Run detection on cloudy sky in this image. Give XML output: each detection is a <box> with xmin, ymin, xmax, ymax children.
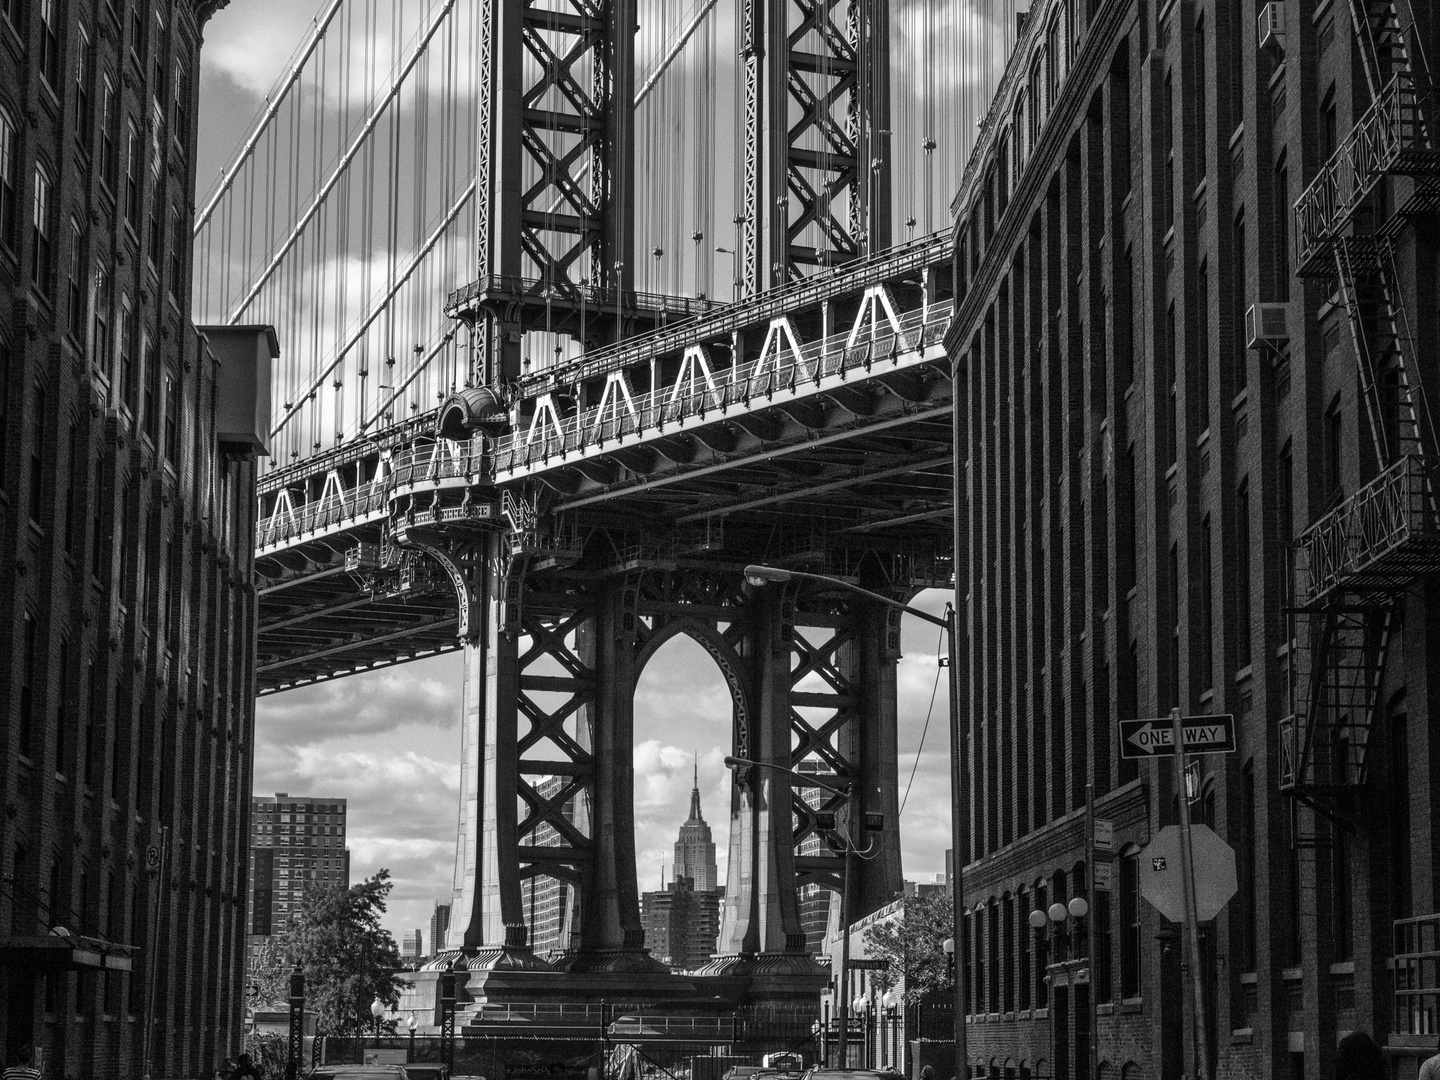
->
<box><xmin>200</xmin><ymin>1</ymin><xmax>961</xmax><ymax>948</ymax></box>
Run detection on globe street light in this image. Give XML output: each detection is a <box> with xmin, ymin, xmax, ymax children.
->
<box><xmin>743</xmin><ymin>564</ymin><xmax>966</xmax><ymax>1073</ymax></box>
<box><xmin>370</xmin><ymin>996</ymin><xmax>385</xmax><ymax>1038</ymax></box>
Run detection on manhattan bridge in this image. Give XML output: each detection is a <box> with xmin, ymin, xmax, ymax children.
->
<box><xmin>199</xmin><ymin>0</ymin><xmax>1019</xmax><ymax>1003</ymax></box>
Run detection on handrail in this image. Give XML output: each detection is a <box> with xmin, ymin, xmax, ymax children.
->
<box><xmin>1296</xmin><ymin>454</ymin><xmax>1438</xmax><ymax>604</ymax></box>
<box><xmin>256</xmin><ymin>438</ymin><xmax>486</xmax><ymax>551</ymax></box>
<box><xmin>495</xmin><ymin>301</ymin><xmax>952</xmax><ymax>473</ymax></box>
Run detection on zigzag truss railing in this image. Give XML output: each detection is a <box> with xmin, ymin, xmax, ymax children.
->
<box><xmin>498</xmin><ymin>297</ymin><xmax>952</xmax><ymax>474</ymax></box>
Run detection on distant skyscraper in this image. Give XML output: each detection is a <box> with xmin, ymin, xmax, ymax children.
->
<box><xmin>673</xmin><ymin>760</ymin><xmax>718</xmax><ymax>891</ymax></box>
<box><xmin>642</xmin><ymin>764</ymin><xmax>722</xmax><ymax>969</ymax></box>
<box><xmin>430</xmin><ymin>902</ymin><xmax>452</xmax><ymax>957</ymax></box>
<box><xmin>247</xmin><ymin>793</ymin><xmax>350</xmax><ymax>965</ymax></box>
<box><xmin>796</xmin><ymin>760</ymin><xmax>837</xmax><ymax>952</ymax></box>
<box><xmin>521</xmin><ymin>776</ymin><xmax>575</xmax><ymax>956</ymax></box>
<box><xmin>402</xmin><ymin>929</ymin><xmax>424</xmax><ymax>963</ymax></box>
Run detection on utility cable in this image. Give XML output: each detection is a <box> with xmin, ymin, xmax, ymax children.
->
<box><xmin>899</xmin><ymin>618</ymin><xmax>948</xmax><ymax>818</ymax></box>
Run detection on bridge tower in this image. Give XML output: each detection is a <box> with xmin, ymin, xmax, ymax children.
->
<box><xmin>418</xmin><ymin>0</ymin><xmax>905</xmax><ymax>1006</ymax></box>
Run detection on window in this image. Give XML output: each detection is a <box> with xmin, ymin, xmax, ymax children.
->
<box><xmin>1166</xmin><ymin>303</ymin><xmax>1177</xmax><ymax>459</ymax></box>
<box><xmin>32</xmin><ymin>164</ymin><xmax>54</xmax><ymax>289</ymax></box>
<box><xmin>67</xmin><ymin>220</ymin><xmax>85</xmax><ymax>338</ymax></box>
<box><xmin>1163</xmin><ymin>71</ymin><xmax>1175</xmax><ymax>226</ymax></box>
<box><xmin>148</xmin><ymin>103</ymin><xmax>164</xmax><ymax>264</ymax></box>
<box><xmin>1168</xmin><ymin>543</ymin><xmax>1181</xmax><ymax>709</ymax></box>
<box><xmin>94</xmin><ymin>263</ymin><xmax>112</xmax><ymax>372</ymax></box>
<box><xmin>1278</xmin><ymin>442</ymin><xmax>1294</xmax><ymax>609</ymax></box>
<box><xmin>75</xmin><ymin>26</ymin><xmax>95</xmax><ymax>144</ymax></box>
<box><xmin>1094</xmin><ymin>888</ymin><xmax>1113</xmax><ymax>1003</ymax></box>
<box><xmin>0</xmin><ymin>341</ymin><xmax>8</xmax><ymax>479</ymax></box>
<box><xmin>0</xmin><ymin>107</ymin><xmax>14</xmax><ymax>249</ymax></box>
<box><xmin>143</xmin><ymin>336</ymin><xmax>157</xmax><ymax>439</ymax></box>
<box><xmin>1231</xmin><ymin>212</ymin><xmax>1247</xmax><ymax>389</ymax></box>
<box><xmin>1236</xmin><ymin>480</ymin><xmax>1251</xmax><ymax>664</ymax></box>
<box><xmin>1119</xmin><ymin>851</ymin><xmax>1141</xmax><ymax>997</ymax></box>
<box><xmin>64</xmin><ymin>421</ymin><xmax>79</xmax><ymax>552</ymax></box>
<box><xmin>1017</xmin><ymin>887</ymin><xmax>1031</xmax><ymax>1009</ymax></box>
<box><xmin>1199</xmin><ymin>517</ymin><xmax>1213</xmax><ymax>689</ymax></box>
<box><xmin>28</xmin><ymin>385</ymin><xmax>44</xmax><ymax>525</ymax></box>
<box><xmin>100</xmin><ymin>77</ymin><xmax>118</xmax><ymax>188</ymax></box>
<box><xmin>1274</xmin><ymin>157</ymin><xmax>1290</xmax><ymax>299</ymax></box>
<box><xmin>1239</xmin><ymin>761</ymin><xmax>1257</xmax><ymax>970</ymax></box>
<box><xmin>19</xmin><ymin>612</ymin><xmax>37</xmax><ymax>757</ymax></box>
<box><xmin>117</xmin><ymin>301</ymin><xmax>135</xmax><ymax>408</ymax></box>
<box><xmin>1324</xmin><ymin>396</ymin><xmax>1344</xmax><ymax>503</ymax></box>
<box><xmin>38</xmin><ymin>0</ymin><xmax>60</xmax><ymax>90</ymax></box>
<box><xmin>164</xmin><ymin>372</ymin><xmax>178</xmax><ymax>460</ymax></box>
<box><xmin>1194</xmin><ymin>17</ymin><xmax>1207</xmax><ymax>179</ymax></box>
<box><xmin>125</xmin><ymin>122</ymin><xmax>142</xmax><ymax>226</ymax></box>
<box><xmin>167</xmin><ymin>207</ymin><xmax>184</xmax><ymax>298</ymax></box>
<box><xmin>0</xmin><ymin>0</ymin><xmax>20</xmax><ymax>33</ymax></box>
<box><xmin>1319</xmin><ymin>87</ymin><xmax>1338</xmax><ymax>163</ymax></box>
<box><xmin>1197</xmin><ymin>260</ymin><xmax>1210</xmax><ymax>428</ymax></box>
<box><xmin>173</xmin><ymin>61</ymin><xmax>190</xmax><ymax>151</ymax></box>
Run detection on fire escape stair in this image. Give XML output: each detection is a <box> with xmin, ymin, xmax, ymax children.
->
<box><xmin>1283</xmin><ymin>5</ymin><xmax>1440</xmax><ymax>822</ymax></box>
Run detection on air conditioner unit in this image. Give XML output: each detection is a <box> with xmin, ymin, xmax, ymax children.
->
<box><xmin>1258</xmin><ymin>3</ymin><xmax>1284</xmax><ymax>51</ymax></box>
<box><xmin>1246</xmin><ymin>303</ymin><xmax>1289</xmax><ymax>348</ymax></box>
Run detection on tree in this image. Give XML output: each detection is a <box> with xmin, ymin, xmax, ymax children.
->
<box><xmin>288</xmin><ymin>870</ymin><xmax>409</xmax><ymax>1036</ymax></box>
<box><xmin>247</xmin><ymin>936</ymin><xmax>294</xmax><ymax>1007</ymax></box>
<box><xmin>861</xmin><ymin>890</ymin><xmax>953</xmax><ymax>1003</ymax></box>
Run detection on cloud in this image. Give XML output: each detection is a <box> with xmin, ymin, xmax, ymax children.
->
<box><xmin>255</xmin><ymin>666</ymin><xmax>461</xmax><ymax>745</ymax></box>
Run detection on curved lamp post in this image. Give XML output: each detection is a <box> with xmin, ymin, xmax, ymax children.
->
<box><xmin>741</xmin><ymin>565</ymin><xmax>965</xmax><ymax>1075</ymax></box>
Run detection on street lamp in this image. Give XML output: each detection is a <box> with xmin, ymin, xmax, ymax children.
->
<box><xmin>407</xmin><ymin>1012</ymin><xmax>417</xmax><ymax>1060</ymax></box>
<box><xmin>370</xmin><ymin>996</ymin><xmax>385</xmax><ymax>1038</ymax></box>
<box><xmin>882</xmin><ymin>989</ymin><xmax>900</xmax><ymax>1072</ymax></box>
<box><xmin>742</xmin><ymin>564</ymin><xmax>966</xmax><ymax>1073</ymax></box>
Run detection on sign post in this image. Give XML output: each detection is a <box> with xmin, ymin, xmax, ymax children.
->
<box><xmin>1170</xmin><ymin>708</ymin><xmax>1211</xmax><ymax>1080</ymax></box>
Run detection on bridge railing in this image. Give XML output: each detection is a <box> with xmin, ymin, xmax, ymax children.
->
<box><xmin>256</xmin><ymin>438</ymin><xmax>486</xmax><ymax>552</ymax></box>
<box><xmin>496</xmin><ymin>299</ymin><xmax>952</xmax><ymax>474</ymax></box>
<box><xmin>512</xmin><ymin>230</ymin><xmax>952</xmax><ymax>394</ymax></box>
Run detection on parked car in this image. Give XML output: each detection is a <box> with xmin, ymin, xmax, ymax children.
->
<box><xmin>306</xmin><ymin>1067</ymin><xmax>448</xmax><ymax>1080</ymax></box>
<box><xmin>798</xmin><ymin>1070</ymin><xmax>906</xmax><ymax>1080</ymax></box>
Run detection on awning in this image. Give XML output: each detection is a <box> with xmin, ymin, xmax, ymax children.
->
<box><xmin>0</xmin><ymin>933</ymin><xmax>137</xmax><ymax>971</ymax></box>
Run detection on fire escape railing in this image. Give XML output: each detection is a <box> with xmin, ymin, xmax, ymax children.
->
<box><xmin>1294</xmin><ymin>74</ymin><xmax>1439</xmax><ymax>275</ymax></box>
<box><xmin>1297</xmin><ymin>455</ymin><xmax>1440</xmax><ymax>607</ymax></box>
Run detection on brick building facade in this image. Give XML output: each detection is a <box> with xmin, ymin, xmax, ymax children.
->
<box><xmin>948</xmin><ymin>1</ymin><xmax>1440</xmax><ymax>1079</ymax></box>
<box><xmin>0</xmin><ymin>1</ymin><xmax>273</xmax><ymax>1077</ymax></box>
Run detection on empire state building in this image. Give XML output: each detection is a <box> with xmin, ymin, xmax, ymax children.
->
<box><xmin>673</xmin><ymin>761</ymin><xmax>718</xmax><ymax>892</ymax></box>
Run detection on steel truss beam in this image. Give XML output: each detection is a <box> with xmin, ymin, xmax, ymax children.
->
<box><xmin>479</xmin><ymin>0</ymin><xmax>636</xmax><ymax>382</ymax></box>
<box><xmin>743</xmin><ymin>0</ymin><xmax>890</xmax><ymax>292</ymax></box>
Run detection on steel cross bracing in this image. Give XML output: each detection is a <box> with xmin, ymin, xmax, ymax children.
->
<box><xmin>741</xmin><ymin>0</ymin><xmax>890</xmax><ymax>293</ymax></box>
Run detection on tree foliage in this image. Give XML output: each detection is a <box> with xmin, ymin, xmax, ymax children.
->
<box><xmin>861</xmin><ymin>890</ymin><xmax>953</xmax><ymax>1003</ymax></box>
<box><xmin>247</xmin><ymin>936</ymin><xmax>294</xmax><ymax>1007</ymax></box>
<box><xmin>289</xmin><ymin>870</ymin><xmax>409</xmax><ymax>1037</ymax></box>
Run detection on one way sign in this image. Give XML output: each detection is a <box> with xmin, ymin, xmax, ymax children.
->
<box><xmin>1119</xmin><ymin>715</ymin><xmax>1236</xmax><ymax>759</ymax></box>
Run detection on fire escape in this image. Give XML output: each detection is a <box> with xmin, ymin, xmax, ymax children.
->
<box><xmin>1284</xmin><ymin>0</ymin><xmax>1440</xmax><ymax>824</ymax></box>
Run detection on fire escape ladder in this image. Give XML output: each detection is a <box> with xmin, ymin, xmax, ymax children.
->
<box><xmin>1350</xmin><ymin>0</ymin><xmax>1413</xmax><ymax>103</ymax></box>
<box><xmin>1283</xmin><ymin>604</ymin><xmax>1396</xmax><ymax>799</ymax></box>
<box><xmin>1378</xmin><ymin>240</ymin><xmax>1440</xmax><ymax>473</ymax></box>
<box><xmin>1333</xmin><ymin>238</ymin><xmax>1403</xmax><ymax>466</ymax></box>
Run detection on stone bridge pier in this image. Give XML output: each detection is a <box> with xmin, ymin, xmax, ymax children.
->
<box><xmin>400</xmin><ymin>515</ymin><xmax>907</xmax><ymax>1008</ymax></box>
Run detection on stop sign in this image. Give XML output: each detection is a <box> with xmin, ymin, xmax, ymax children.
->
<box><xmin>1139</xmin><ymin>824</ymin><xmax>1238</xmax><ymax>923</ymax></box>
